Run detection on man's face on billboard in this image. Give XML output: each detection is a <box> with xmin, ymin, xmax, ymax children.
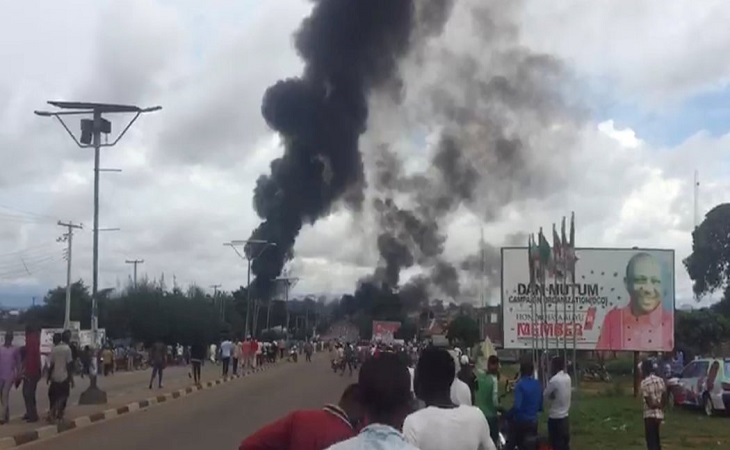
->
<box><xmin>626</xmin><ymin>255</ymin><xmax>662</xmax><ymax>314</ymax></box>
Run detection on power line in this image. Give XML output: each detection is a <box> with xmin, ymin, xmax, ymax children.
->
<box><xmin>0</xmin><ymin>203</ymin><xmax>58</xmax><ymax>221</ymax></box>
<box><xmin>0</xmin><ymin>213</ymin><xmax>57</xmax><ymax>225</ymax></box>
<box><xmin>0</xmin><ymin>254</ymin><xmax>63</xmax><ymax>280</ymax></box>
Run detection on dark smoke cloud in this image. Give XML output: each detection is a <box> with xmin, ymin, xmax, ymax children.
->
<box><xmin>246</xmin><ymin>0</ymin><xmax>417</xmax><ymax>292</ymax></box>
<box><xmin>359</xmin><ymin>0</ymin><xmax>584</xmax><ymax>307</ymax></box>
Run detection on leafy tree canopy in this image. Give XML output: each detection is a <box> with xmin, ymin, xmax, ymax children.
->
<box><xmin>684</xmin><ymin>203</ymin><xmax>730</xmax><ymax>297</ymax></box>
<box><xmin>446</xmin><ymin>314</ymin><xmax>480</xmax><ymax>349</ymax></box>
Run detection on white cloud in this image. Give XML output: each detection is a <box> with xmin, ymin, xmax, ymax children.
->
<box><xmin>0</xmin><ymin>0</ymin><xmax>728</xmax><ymax>311</ymax></box>
<box><xmin>519</xmin><ymin>0</ymin><xmax>730</xmax><ymax>106</ymax></box>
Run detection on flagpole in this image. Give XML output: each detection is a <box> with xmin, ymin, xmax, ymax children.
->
<box><xmin>538</xmin><ymin>227</ymin><xmax>550</xmax><ymax>385</ymax></box>
<box><xmin>529</xmin><ymin>235</ymin><xmax>538</xmax><ymax>372</ymax></box>
<box><xmin>552</xmin><ymin>224</ymin><xmax>560</xmax><ymax>357</ymax></box>
<box><xmin>561</xmin><ymin>217</ymin><xmax>568</xmax><ymax>364</ymax></box>
<box><xmin>570</xmin><ymin>212</ymin><xmax>578</xmax><ymax>389</ymax></box>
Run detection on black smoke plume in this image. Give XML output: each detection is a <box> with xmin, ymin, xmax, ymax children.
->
<box><xmin>246</xmin><ymin>0</ymin><xmax>417</xmax><ymax>294</ymax></box>
<box><xmin>357</xmin><ymin>0</ymin><xmax>584</xmax><ymax>309</ymax></box>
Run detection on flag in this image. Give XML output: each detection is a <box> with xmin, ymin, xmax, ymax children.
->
<box><xmin>552</xmin><ymin>223</ymin><xmax>563</xmax><ymax>278</ymax></box>
<box><xmin>538</xmin><ymin>228</ymin><xmax>551</xmax><ymax>284</ymax></box>
<box><xmin>527</xmin><ymin>234</ymin><xmax>535</xmax><ymax>287</ymax></box>
<box><xmin>567</xmin><ymin>212</ymin><xmax>577</xmax><ymax>283</ymax></box>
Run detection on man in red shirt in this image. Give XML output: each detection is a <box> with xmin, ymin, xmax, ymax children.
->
<box><xmin>21</xmin><ymin>324</ymin><xmax>41</xmax><ymax>422</ymax></box>
<box><xmin>239</xmin><ymin>384</ymin><xmax>362</xmax><ymax>450</ymax></box>
<box><xmin>242</xmin><ymin>338</ymin><xmax>253</xmax><ymax>370</ymax></box>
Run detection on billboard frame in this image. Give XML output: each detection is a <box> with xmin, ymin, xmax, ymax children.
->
<box><xmin>500</xmin><ymin>246</ymin><xmax>676</xmax><ymax>352</ymax></box>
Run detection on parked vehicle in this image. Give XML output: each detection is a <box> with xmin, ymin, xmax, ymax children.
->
<box><xmin>668</xmin><ymin>357</ymin><xmax>730</xmax><ymax>416</ymax></box>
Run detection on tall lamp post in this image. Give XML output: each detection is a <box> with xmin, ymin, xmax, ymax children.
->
<box><xmin>275</xmin><ymin>275</ymin><xmax>299</xmax><ymax>336</ymax></box>
<box><xmin>224</xmin><ymin>239</ymin><xmax>276</xmax><ymax>338</ymax></box>
<box><xmin>35</xmin><ymin>101</ymin><xmax>161</xmax><ymax>405</ymax></box>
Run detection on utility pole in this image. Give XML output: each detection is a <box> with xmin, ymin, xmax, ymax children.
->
<box><xmin>57</xmin><ymin>221</ymin><xmax>82</xmax><ymax>330</ymax></box>
<box><xmin>210</xmin><ymin>284</ymin><xmax>222</xmax><ymax>320</ymax></box>
<box><xmin>275</xmin><ymin>276</ymin><xmax>299</xmax><ymax>336</ymax></box>
<box><xmin>224</xmin><ymin>240</ymin><xmax>276</xmax><ymax>338</ymax></box>
<box><xmin>35</xmin><ymin>101</ymin><xmax>161</xmax><ymax>406</ymax></box>
<box><xmin>125</xmin><ymin>259</ymin><xmax>144</xmax><ymax>287</ymax></box>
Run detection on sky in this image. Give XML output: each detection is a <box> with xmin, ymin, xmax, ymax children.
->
<box><xmin>0</xmin><ymin>0</ymin><xmax>728</xmax><ymax>308</ymax></box>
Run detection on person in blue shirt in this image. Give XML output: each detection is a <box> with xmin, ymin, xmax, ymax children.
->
<box><xmin>505</xmin><ymin>359</ymin><xmax>542</xmax><ymax>450</ymax></box>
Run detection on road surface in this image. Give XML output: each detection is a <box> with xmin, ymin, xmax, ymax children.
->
<box><xmin>6</xmin><ymin>364</ymin><xmax>222</xmax><ymax>421</ymax></box>
<box><xmin>26</xmin><ymin>356</ymin><xmax>353</xmax><ymax>449</ymax></box>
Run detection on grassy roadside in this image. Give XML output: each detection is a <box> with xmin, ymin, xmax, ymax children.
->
<box><xmin>498</xmin><ymin>370</ymin><xmax>729</xmax><ymax>449</ymax></box>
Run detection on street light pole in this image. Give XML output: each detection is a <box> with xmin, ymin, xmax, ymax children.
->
<box><xmin>224</xmin><ymin>239</ymin><xmax>276</xmax><ymax>338</ymax></box>
<box><xmin>275</xmin><ymin>276</ymin><xmax>299</xmax><ymax>336</ymax></box>
<box><xmin>35</xmin><ymin>101</ymin><xmax>161</xmax><ymax>405</ymax></box>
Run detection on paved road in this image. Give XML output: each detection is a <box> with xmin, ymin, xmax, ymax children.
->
<box><xmin>26</xmin><ymin>357</ymin><xmax>353</xmax><ymax>450</ymax></box>
<box><xmin>7</xmin><ymin>364</ymin><xmax>224</xmax><ymax>420</ymax></box>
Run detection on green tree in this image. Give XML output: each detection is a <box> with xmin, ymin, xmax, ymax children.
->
<box><xmin>684</xmin><ymin>203</ymin><xmax>730</xmax><ymax>297</ymax></box>
<box><xmin>675</xmin><ymin>308</ymin><xmax>730</xmax><ymax>355</ymax></box>
<box><xmin>446</xmin><ymin>314</ymin><xmax>480</xmax><ymax>349</ymax></box>
<box><xmin>394</xmin><ymin>319</ymin><xmax>417</xmax><ymax>341</ymax></box>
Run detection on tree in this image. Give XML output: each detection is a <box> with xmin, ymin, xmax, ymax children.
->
<box><xmin>684</xmin><ymin>203</ymin><xmax>730</xmax><ymax>297</ymax></box>
<box><xmin>446</xmin><ymin>314</ymin><xmax>480</xmax><ymax>349</ymax></box>
<box><xmin>675</xmin><ymin>308</ymin><xmax>730</xmax><ymax>355</ymax></box>
<box><xmin>394</xmin><ymin>319</ymin><xmax>417</xmax><ymax>341</ymax></box>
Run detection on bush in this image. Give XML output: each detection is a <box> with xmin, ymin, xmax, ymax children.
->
<box><xmin>605</xmin><ymin>358</ymin><xmax>635</xmax><ymax>376</ymax></box>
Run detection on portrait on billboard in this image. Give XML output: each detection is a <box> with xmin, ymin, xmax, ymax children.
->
<box><xmin>595</xmin><ymin>252</ymin><xmax>674</xmax><ymax>351</ymax></box>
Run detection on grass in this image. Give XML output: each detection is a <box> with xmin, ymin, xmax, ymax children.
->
<box><xmin>498</xmin><ymin>370</ymin><xmax>730</xmax><ymax>449</ymax></box>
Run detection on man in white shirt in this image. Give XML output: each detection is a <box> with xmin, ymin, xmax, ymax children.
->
<box><xmin>543</xmin><ymin>356</ymin><xmax>572</xmax><ymax>450</ymax></box>
<box><xmin>404</xmin><ymin>347</ymin><xmax>496</xmax><ymax>450</ymax></box>
<box><xmin>451</xmin><ymin>377</ymin><xmax>473</xmax><ymax>406</ymax></box>
<box><xmin>219</xmin><ymin>338</ymin><xmax>233</xmax><ymax>377</ymax></box>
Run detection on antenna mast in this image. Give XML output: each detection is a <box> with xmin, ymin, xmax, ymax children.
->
<box><xmin>694</xmin><ymin>170</ymin><xmax>700</xmax><ymax>229</ymax></box>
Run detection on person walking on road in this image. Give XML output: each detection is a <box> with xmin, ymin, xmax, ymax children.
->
<box><xmin>341</xmin><ymin>343</ymin><xmax>355</xmax><ymax>377</ymax></box>
<box><xmin>232</xmin><ymin>338</ymin><xmax>242</xmax><ymax>375</ymax></box>
<box><xmin>475</xmin><ymin>356</ymin><xmax>501</xmax><ymax>447</ymax></box>
<box><xmin>404</xmin><ymin>347</ymin><xmax>496</xmax><ymax>450</ymax></box>
<box><xmin>148</xmin><ymin>340</ymin><xmax>166</xmax><ymax>389</ymax></box>
<box><xmin>640</xmin><ymin>359</ymin><xmax>667</xmax><ymax>450</ymax></box>
<box><xmin>21</xmin><ymin>325</ymin><xmax>41</xmax><ymax>423</ymax></box>
<box><xmin>189</xmin><ymin>340</ymin><xmax>205</xmax><ymax>385</ymax></box>
<box><xmin>304</xmin><ymin>340</ymin><xmax>314</xmax><ymax>362</ymax></box>
<box><xmin>0</xmin><ymin>331</ymin><xmax>20</xmax><ymax>424</ymax></box>
<box><xmin>326</xmin><ymin>353</ymin><xmax>417</xmax><ymax>450</ymax></box>
<box><xmin>220</xmin><ymin>337</ymin><xmax>233</xmax><ymax>377</ymax></box>
<box><xmin>240</xmin><ymin>383</ymin><xmax>362</xmax><ymax>450</ymax></box>
<box><xmin>47</xmin><ymin>332</ymin><xmax>73</xmax><ymax>423</ymax></box>
<box><xmin>544</xmin><ymin>356</ymin><xmax>572</xmax><ymax>450</ymax></box>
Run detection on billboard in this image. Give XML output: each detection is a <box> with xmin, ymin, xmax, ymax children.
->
<box><xmin>502</xmin><ymin>248</ymin><xmax>675</xmax><ymax>352</ymax></box>
<box><xmin>372</xmin><ymin>321</ymin><xmax>401</xmax><ymax>344</ymax></box>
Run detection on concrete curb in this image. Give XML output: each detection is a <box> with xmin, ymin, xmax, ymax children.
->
<box><xmin>0</xmin><ymin>364</ymin><xmax>274</xmax><ymax>449</ymax></box>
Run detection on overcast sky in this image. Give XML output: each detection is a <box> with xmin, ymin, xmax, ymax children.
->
<box><xmin>0</xmin><ymin>0</ymin><xmax>728</xmax><ymax>307</ymax></box>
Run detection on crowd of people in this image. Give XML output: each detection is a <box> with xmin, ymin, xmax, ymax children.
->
<box><xmin>0</xmin><ymin>326</ymin><xmax>75</xmax><ymax>425</ymax></box>
<box><xmin>242</xmin><ymin>337</ymin><xmax>671</xmax><ymax>450</ymax></box>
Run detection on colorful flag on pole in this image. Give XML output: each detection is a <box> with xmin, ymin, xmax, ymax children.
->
<box><xmin>538</xmin><ymin>228</ymin><xmax>551</xmax><ymax>284</ymax></box>
<box><xmin>528</xmin><ymin>234</ymin><xmax>536</xmax><ymax>287</ymax></box>
<box><xmin>567</xmin><ymin>212</ymin><xmax>577</xmax><ymax>283</ymax></box>
<box><xmin>552</xmin><ymin>223</ymin><xmax>563</xmax><ymax>278</ymax></box>
<box><xmin>561</xmin><ymin>216</ymin><xmax>568</xmax><ymax>258</ymax></box>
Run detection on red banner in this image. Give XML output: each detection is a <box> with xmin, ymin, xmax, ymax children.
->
<box><xmin>372</xmin><ymin>321</ymin><xmax>401</xmax><ymax>343</ymax></box>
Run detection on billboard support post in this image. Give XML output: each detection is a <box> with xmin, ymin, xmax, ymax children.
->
<box><xmin>633</xmin><ymin>351</ymin><xmax>640</xmax><ymax>397</ymax></box>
